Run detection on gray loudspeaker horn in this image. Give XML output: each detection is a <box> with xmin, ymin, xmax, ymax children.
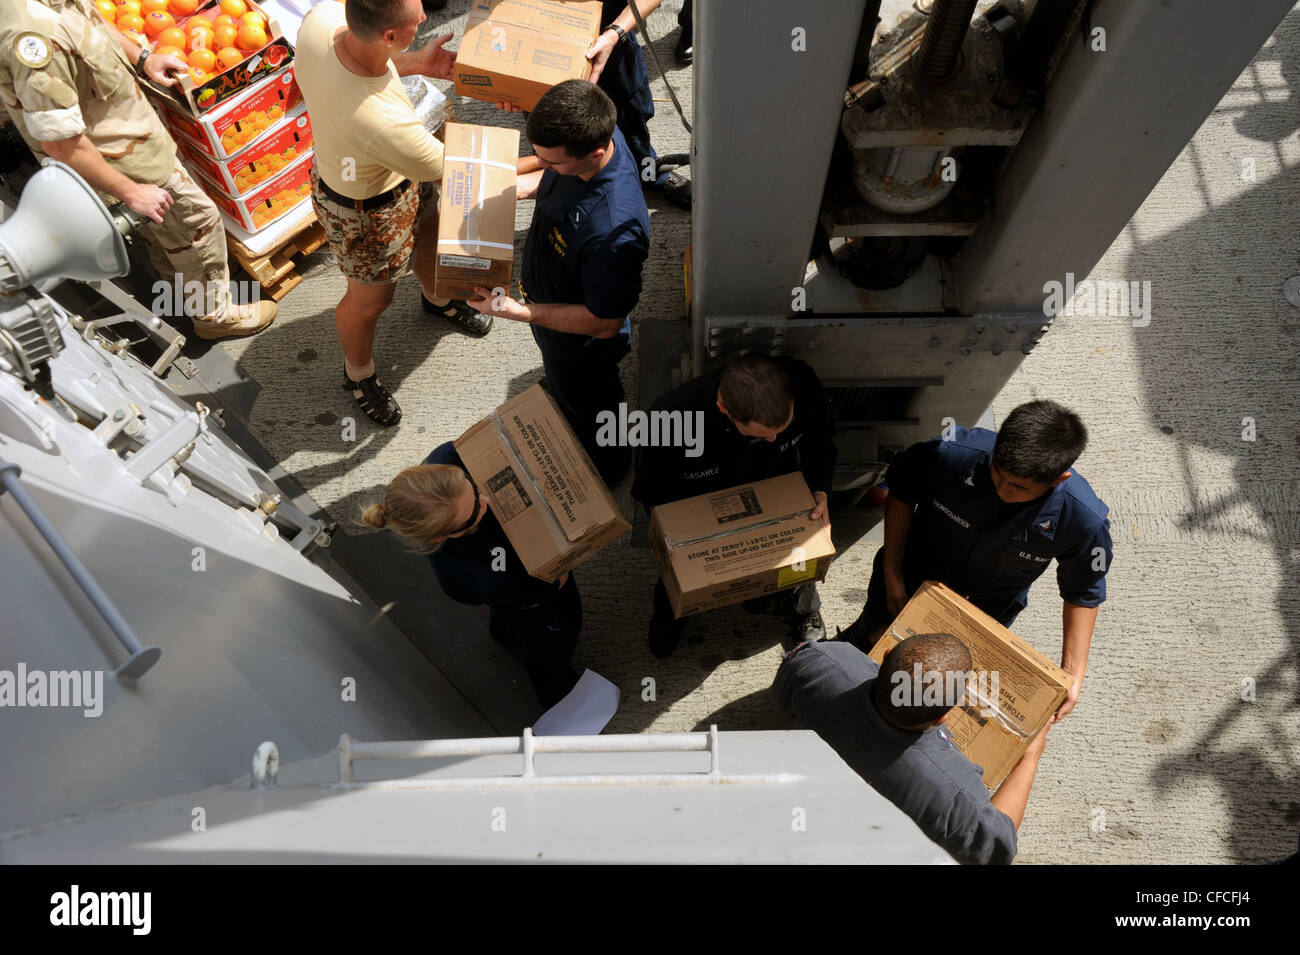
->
<box><xmin>0</xmin><ymin>159</ymin><xmax>131</xmax><ymax>291</ymax></box>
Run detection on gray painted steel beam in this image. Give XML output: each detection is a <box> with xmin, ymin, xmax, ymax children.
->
<box><xmin>692</xmin><ymin>0</ymin><xmax>870</xmax><ymax>372</ymax></box>
<box><xmin>958</xmin><ymin>0</ymin><xmax>1294</xmax><ymax>312</ymax></box>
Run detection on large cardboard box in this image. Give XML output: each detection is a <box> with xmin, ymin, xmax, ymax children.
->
<box><xmin>453</xmin><ymin>0</ymin><xmax>603</xmax><ymax>111</ymax></box>
<box><xmin>174</xmin><ymin>103</ymin><xmax>311</xmax><ymax>195</ymax></box>
<box><xmin>867</xmin><ymin>582</ymin><xmax>1073</xmax><ymax>790</ymax></box>
<box><xmin>161</xmin><ymin>66</ymin><xmax>301</xmax><ymax>160</ymax></box>
<box><xmin>649</xmin><ymin>474</ymin><xmax>836</xmax><ymax>618</ymax></box>
<box><xmin>433</xmin><ymin>123</ymin><xmax>519</xmax><ymax>301</ymax></box>
<box><xmin>454</xmin><ymin>384</ymin><xmax>630</xmax><ymax>582</ymax></box>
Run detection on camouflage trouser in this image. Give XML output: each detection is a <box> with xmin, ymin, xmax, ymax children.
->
<box><xmin>310</xmin><ymin>163</ymin><xmax>436</xmax><ymax>285</ymax></box>
<box><xmin>137</xmin><ymin>156</ymin><xmax>231</xmax><ymax>323</ymax></box>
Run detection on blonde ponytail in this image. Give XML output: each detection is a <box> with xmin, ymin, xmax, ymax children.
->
<box><xmin>361</xmin><ymin>503</ymin><xmax>387</xmax><ymax>528</ymax></box>
<box><xmin>362</xmin><ymin>463</ymin><xmax>470</xmax><ymax>553</ymax></box>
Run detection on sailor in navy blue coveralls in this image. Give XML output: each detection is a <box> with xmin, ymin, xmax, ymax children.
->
<box><xmin>595</xmin><ymin>0</ymin><xmax>669</xmax><ymax>187</ymax></box>
<box><xmin>501</xmin><ymin>125</ymin><xmax>650</xmax><ymax>485</ymax></box>
<box><xmin>841</xmin><ymin>425</ymin><xmax>1113</xmax><ymax>717</ymax></box>
<box><xmin>424</xmin><ymin>443</ymin><xmax>582</xmax><ymax>708</ymax></box>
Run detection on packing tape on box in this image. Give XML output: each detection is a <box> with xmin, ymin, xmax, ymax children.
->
<box><xmin>437</xmin><ymin>130</ymin><xmax>517</xmax><ymax>253</ymax></box>
<box><xmin>663</xmin><ymin>510</ymin><xmax>813</xmax><ymax>550</ymax></box>
<box><xmin>489</xmin><ymin>410</ymin><xmax>574</xmax><ymax>558</ymax></box>
<box><xmin>441</xmin><ymin>155</ymin><xmax>518</xmax><ymax>172</ymax></box>
<box><xmin>881</xmin><ymin>624</ymin><xmax>1030</xmax><ymax>740</ymax></box>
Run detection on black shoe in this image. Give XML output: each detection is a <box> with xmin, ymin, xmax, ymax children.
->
<box><xmin>649</xmin><ymin>602</ymin><xmax>687</xmax><ymax>658</ymax></box>
<box><xmin>423</xmin><ymin>296</ymin><xmax>493</xmax><ymax>337</ymax></box>
<box><xmin>342</xmin><ymin>367</ymin><xmax>401</xmax><ymax>426</ymax></box>
<box><xmin>797</xmin><ymin>609</ymin><xmax>826</xmax><ymax>645</ymax></box>
<box><xmin>663</xmin><ymin>170</ymin><xmax>691</xmax><ymax>210</ymax></box>
<box><xmin>675</xmin><ymin>30</ymin><xmax>693</xmax><ymax>64</ymax></box>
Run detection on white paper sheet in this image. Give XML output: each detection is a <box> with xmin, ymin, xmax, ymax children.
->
<box><xmin>532</xmin><ymin>669</ymin><xmax>620</xmax><ymax>736</ymax></box>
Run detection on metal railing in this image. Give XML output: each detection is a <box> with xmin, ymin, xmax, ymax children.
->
<box><xmin>334</xmin><ymin>727</ymin><xmax>803</xmax><ymax>790</ymax></box>
<box><xmin>0</xmin><ymin>456</ymin><xmax>161</xmax><ymax>678</ymax></box>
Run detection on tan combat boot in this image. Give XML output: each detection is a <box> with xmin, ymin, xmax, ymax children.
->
<box><xmin>192</xmin><ymin>300</ymin><xmax>279</xmax><ymax>340</ymax></box>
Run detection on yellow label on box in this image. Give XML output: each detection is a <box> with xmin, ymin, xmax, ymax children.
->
<box><xmin>778</xmin><ymin>560</ymin><xmax>817</xmax><ymax>588</ymax></box>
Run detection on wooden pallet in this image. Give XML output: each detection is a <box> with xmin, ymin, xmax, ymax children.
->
<box><xmin>226</xmin><ymin>211</ymin><xmax>328</xmax><ymax>302</ymax></box>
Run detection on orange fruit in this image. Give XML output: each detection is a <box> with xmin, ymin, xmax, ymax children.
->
<box><xmin>187</xmin><ymin>47</ymin><xmax>216</xmax><ymax>71</ymax></box>
<box><xmin>157</xmin><ymin>26</ymin><xmax>186</xmax><ymax>48</ymax></box>
<box><xmin>167</xmin><ymin>0</ymin><xmax>198</xmax><ymax>15</ymax></box>
<box><xmin>187</xmin><ymin>27</ymin><xmax>212</xmax><ymax>51</ymax></box>
<box><xmin>239</xmin><ymin>9</ymin><xmax>267</xmax><ymax>31</ymax></box>
<box><xmin>212</xmin><ymin>13</ymin><xmax>236</xmax><ymax>29</ymax></box>
<box><xmin>189</xmin><ymin>66</ymin><xmax>212</xmax><ymax>84</ymax></box>
<box><xmin>219</xmin><ymin>0</ymin><xmax>247</xmax><ymax>16</ymax></box>
<box><xmin>212</xmin><ymin>23</ymin><xmax>238</xmax><ymax>47</ymax></box>
<box><xmin>216</xmin><ymin>46</ymin><xmax>244</xmax><ymax>71</ymax></box>
<box><xmin>115</xmin><ymin>0</ymin><xmax>141</xmax><ymax>16</ymax></box>
<box><xmin>118</xmin><ymin>12</ymin><xmax>145</xmax><ymax>33</ymax></box>
<box><xmin>153</xmin><ymin>44</ymin><xmax>185</xmax><ymax>58</ymax></box>
<box><xmin>141</xmin><ymin>0</ymin><xmax>167</xmax><ymax>13</ymax></box>
<box><xmin>235</xmin><ymin>21</ymin><xmax>267</xmax><ymax>51</ymax></box>
<box><xmin>95</xmin><ymin>0</ymin><xmax>117</xmax><ymax>21</ymax></box>
<box><xmin>143</xmin><ymin>10</ymin><xmax>174</xmax><ymax>37</ymax></box>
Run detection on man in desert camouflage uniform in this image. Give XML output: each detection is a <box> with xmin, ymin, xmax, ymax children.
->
<box><xmin>0</xmin><ymin>0</ymin><xmax>276</xmax><ymax>338</ymax></box>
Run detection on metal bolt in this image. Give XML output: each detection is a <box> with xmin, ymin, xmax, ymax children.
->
<box><xmin>974</xmin><ymin>325</ymin><xmax>985</xmax><ymax>334</ymax></box>
<box><xmin>1006</xmin><ymin>324</ymin><xmax>1018</xmax><ymax>333</ymax></box>
<box><xmin>960</xmin><ymin>347</ymin><xmax>972</xmax><ymax>356</ymax></box>
<box><xmin>991</xmin><ymin>343</ymin><xmax>1003</xmax><ymax>355</ymax></box>
<box><xmin>112</xmin><ymin>409</ymin><xmax>127</xmax><ymax>421</ymax></box>
<box><xmin>928</xmin><ymin>336</ymin><xmax>942</xmax><ymax>348</ymax></box>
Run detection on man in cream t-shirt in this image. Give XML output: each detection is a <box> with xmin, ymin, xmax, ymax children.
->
<box><xmin>296</xmin><ymin>0</ymin><xmax>492</xmax><ymax>427</ymax></box>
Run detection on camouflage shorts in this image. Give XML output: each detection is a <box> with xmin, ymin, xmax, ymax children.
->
<box><xmin>310</xmin><ymin>166</ymin><xmax>436</xmax><ymax>285</ymax></box>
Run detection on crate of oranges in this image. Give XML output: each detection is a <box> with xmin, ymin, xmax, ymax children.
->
<box><xmin>134</xmin><ymin>0</ymin><xmax>293</xmax><ymax>118</ymax></box>
<box><xmin>201</xmin><ymin>149</ymin><xmax>314</xmax><ymax>232</ymax></box>
<box><xmin>161</xmin><ymin>64</ymin><xmax>300</xmax><ymax>159</ymax></box>
<box><xmin>175</xmin><ymin>103</ymin><xmax>311</xmax><ymax>196</ymax></box>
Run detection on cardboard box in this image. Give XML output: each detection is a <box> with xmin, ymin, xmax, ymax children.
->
<box><xmin>194</xmin><ymin>148</ymin><xmax>313</xmax><ymax>231</ymax></box>
<box><xmin>161</xmin><ymin>66</ymin><xmax>301</xmax><ymax>160</ymax></box>
<box><xmin>649</xmin><ymin>474</ymin><xmax>836</xmax><ymax>618</ymax></box>
<box><xmin>454</xmin><ymin>384</ymin><xmax>630</xmax><ymax>582</ymax></box>
<box><xmin>453</xmin><ymin>0</ymin><xmax>603</xmax><ymax>111</ymax></box>
<box><xmin>867</xmin><ymin>582</ymin><xmax>1073</xmax><ymax>790</ymax></box>
<box><xmin>143</xmin><ymin>0</ymin><xmax>293</xmax><ymax>117</ymax></box>
<box><xmin>433</xmin><ymin>123</ymin><xmax>519</xmax><ymax>301</ymax></box>
<box><xmin>175</xmin><ymin>103</ymin><xmax>311</xmax><ymax>195</ymax></box>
